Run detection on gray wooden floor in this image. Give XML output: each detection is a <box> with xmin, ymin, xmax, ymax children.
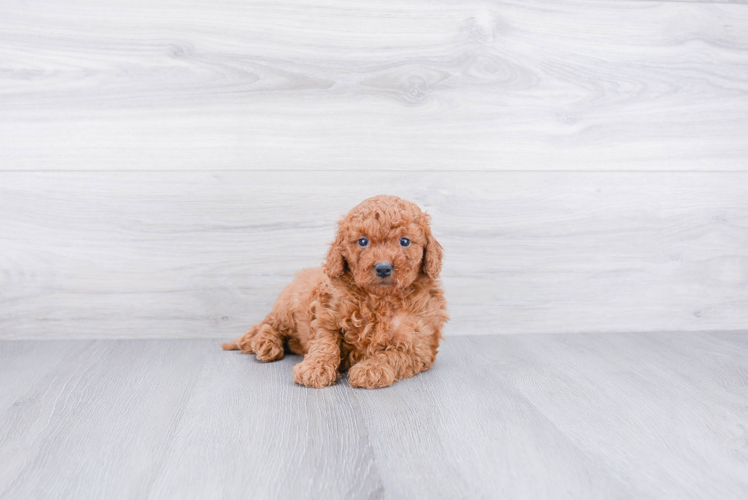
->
<box><xmin>1</xmin><ymin>333</ymin><xmax>747</xmax><ymax>500</ymax></box>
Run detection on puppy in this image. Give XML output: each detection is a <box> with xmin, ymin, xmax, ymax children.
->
<box><xmin>222</xmin><ymin>195</ymin><xmax>448</xmax><ymax>389</ymax></box>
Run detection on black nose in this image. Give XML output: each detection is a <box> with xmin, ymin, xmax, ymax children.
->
<box><xmin>374</xmin><ymin>262</ymin><xmax>393</xmax><ymax>278</ymax></box>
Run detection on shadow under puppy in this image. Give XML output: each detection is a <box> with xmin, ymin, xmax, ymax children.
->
<box><xmin>223</xmin><ymin>195</ymin><xmax>449</xmax><ymax>389</ymax></box>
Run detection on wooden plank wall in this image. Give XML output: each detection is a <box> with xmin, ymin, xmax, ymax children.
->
<box><xmin>1</xmin><ymin>0</ymin><xmax>747</xmax><ymax>339</ymax></box>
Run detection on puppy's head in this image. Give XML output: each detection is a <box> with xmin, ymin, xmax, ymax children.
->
<box><xmin>324</xmin><ymin>195</ymin><xmax>442</xmax><ymax>294</ymax></box>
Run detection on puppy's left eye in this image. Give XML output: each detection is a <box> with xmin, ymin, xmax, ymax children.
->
<box><xmin>399</xmin><ymin>237</ymin><xmax>410</xmax><ymax>247</ymax></box>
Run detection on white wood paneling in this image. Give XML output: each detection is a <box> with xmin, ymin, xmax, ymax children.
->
<box><xmin>1</xmin><ymin>0</ymin><xmax>747</xmax><ymax>339</ymax></box>
<box><xmin>1</xmin><ymin>171</ymin><xmax>746</xmax><ymax>339</ymax></box>
<box><xmin>1</xmin><ymin>0</ymin><xmax>748</xmax><ymax>171</ymax></box>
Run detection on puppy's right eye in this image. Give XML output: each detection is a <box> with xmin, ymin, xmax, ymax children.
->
<box><xmin>358</xmin><ymin>237</ymin><xmax>369</xmax><ymax>247</ymax></box>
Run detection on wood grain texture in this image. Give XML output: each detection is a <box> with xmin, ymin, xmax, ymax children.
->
<box><xmin>350</xmin><ymin>339</ymin><xmax>636</xmax><ymax>499</ymax></box>
<box><xmin>353</xmin><ymin>332</ymin><xmax>748</xmax><ymax>499</ymax></box>
<box><xmin>146</xmin><ymin>343</ymin><xmax>381</xmax><ymax>500</ymax></box>
<box><xmin>1</xmin><ymin>334</ymin><xmax>747</xmax><ymax>499</ymax></box>
<box><xmin>0</xmin><ymin>340</ymin><xmax>208</xmax><ymax>500</ymax></box>
<box><xmin>1</xmin><ymin>0</ymin><xmax>748</xmax><ymax>171</ymax></box>
<box><xmin>488</xmin><ymin>333</ymin><xmax>748</xmax><ymax>499</ymax></box>
<box><xmin>2</xmin><ymin>170</ymin><xmax>747</xmax><ymax>339</ymax></box>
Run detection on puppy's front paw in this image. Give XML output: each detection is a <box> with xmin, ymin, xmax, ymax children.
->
<box><xmin>348</xmin><ymin>360</ymin><xmax>396</xmax><ymax>389</ymax></box>
<box><xmin>293</xmin><ymin>359</ymin><xmax>338</xmax><ymax>388</ymax></box>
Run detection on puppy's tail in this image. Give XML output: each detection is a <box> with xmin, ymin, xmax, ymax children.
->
<box><xmin>221</xmin><ymin>324</ymin><xmax>260</xmax><ymax>353</ymax></box>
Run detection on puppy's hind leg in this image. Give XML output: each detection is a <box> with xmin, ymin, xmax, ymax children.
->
<box><xmin>222</xmin><ymin>322</ymin><xmax>285</xmax><ymax>362</ymax></box>
<box><xmin>223</xmin><ymin>276</ymin><xmax>299</xmax><ymax>361</ymax></box>
<box><xmin>250</xmin><ymin>323</ymin><xmax>285</xmax><ymax>362</ymax></box>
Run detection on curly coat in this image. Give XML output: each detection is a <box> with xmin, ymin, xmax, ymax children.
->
<box><xmin>222</xmin><ymin>195</ymin><xmax>449</xmax><ymax>389</ymax></box>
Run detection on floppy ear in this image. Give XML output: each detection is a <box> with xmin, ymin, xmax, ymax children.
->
<box><xmin>422</xmin><ymin>218</ymin><xmax>443</xmax><ymax>279</ymax></box>
<box><xmin>323</xmin><ymin>225</ymin><xmax>347</xmax><ymax>279</ymax></box>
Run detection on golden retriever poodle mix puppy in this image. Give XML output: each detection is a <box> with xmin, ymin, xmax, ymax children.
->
<box><xmin>223</xmin><ymin>195</ymin><xmax>449</xmax><ymax>389</ymax></box>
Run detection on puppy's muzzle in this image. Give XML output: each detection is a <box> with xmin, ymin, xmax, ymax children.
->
<box><xmin>374</xmin><ymin>262</ymin><xmax>393</xmax><ymax>278</ymax></box>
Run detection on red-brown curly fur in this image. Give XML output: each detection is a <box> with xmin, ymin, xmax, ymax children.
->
<box><xmin>222</xmin><ymin>195</ymin><xmax>449</xmax><ymax>389</ymax></box>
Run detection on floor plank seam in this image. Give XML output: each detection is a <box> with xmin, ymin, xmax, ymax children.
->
<box><xmin>346</xmin><ymin>382</ymin><xmax>388</xmax><ymax>500</ymax></box>
<box><xmin>142</xmin><ymin>342</ymin><xmax>212</xmax><ymax>500</ymax></box>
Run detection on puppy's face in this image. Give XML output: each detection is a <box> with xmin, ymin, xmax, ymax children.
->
<box><xmin>324</xmin><ymin>195</ymin><xmax>442</xmax><ymax>295</ymax></box>
<box><xmin>345</xmin><ymin>217</ymin><xmax>425</xmax><ymax>293</ymax></box>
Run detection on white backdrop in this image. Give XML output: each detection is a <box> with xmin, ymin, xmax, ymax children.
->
<box><xmin>1</xmin><ymin>0</ymin><xmax>747</xmax><ymax>339</ymax></box>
